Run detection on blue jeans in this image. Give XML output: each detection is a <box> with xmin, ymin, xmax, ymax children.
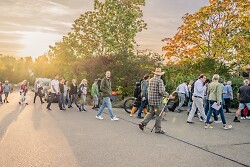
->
<box><xmin>69</xmin><ymin>94</ymin><xmax>79</xmax><ymax>108</ymax></box>
<box><xmin>63</xmin><ymin>94</ymin><xmax>70</xmax><ymax>107</ymax></box>
<box><xmin>81</xmin><ymin>95</ymin><xmax>86</xmax><ymax>110</ymax></box>
<box><xmin>204</xmin><ymin>99</ymin><xmax>209</xmax><ymax>115</ymax></box>
<box><xmin>47</xmin><ymin>93</ymin><xmax>62</xmax><ymax>109</ymax></box>
<box><xmin>137</xmin><ymin>97</ymin><xmax>148</xmax><ymax>117</ymax></box>
<box><xmin>206</xmin><ymin>100</ymin><xmax>226</xmax><ymax>125</ymax></box>
<box><xmin>97</xmin><ymin>97</ymin><xmax>115</xmax><ymax>118</ymax></box>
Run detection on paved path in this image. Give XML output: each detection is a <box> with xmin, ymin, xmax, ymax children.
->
<box><xmin>0</xmin><ymin>92</ymin><xmax>249</xmax><ymax>167</ymax></box>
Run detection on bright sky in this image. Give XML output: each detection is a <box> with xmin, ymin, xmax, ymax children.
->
<box><xmin>0</xmin><ymin>0</ymin><xmax>209</xmax><ymax>59</ymax></box>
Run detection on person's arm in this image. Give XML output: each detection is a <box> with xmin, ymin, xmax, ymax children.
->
<box><xmin>216</xmin><ymin>84</ymin><xmax>222</xmax><ymax>105</ymax></box>
<box><xmin>229</xmin><ymin>86</ymin><xmax>233</xmax><ymax>99</ymax></box>
<box><xmin>185</xmin><ymin>85</ymin><xmax>189</xmax><ymax>96</ymax></box>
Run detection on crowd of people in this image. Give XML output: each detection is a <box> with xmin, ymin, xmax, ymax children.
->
<box><xmin>1</xmin><ymin>68</ymin><xmax>250</xmax><ymax>133</ymax></box>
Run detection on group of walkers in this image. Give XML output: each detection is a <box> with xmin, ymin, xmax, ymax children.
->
<box><xmin>1</xmin><ymin>68</ymin><xmax>250</xmax><ymax>134</ymax></box>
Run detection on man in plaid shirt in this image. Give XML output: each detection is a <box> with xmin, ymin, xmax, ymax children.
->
<box><xmin>139</xmin><ymin>68</ymin><xmax>168</xmax><ymax>134</ymax></box>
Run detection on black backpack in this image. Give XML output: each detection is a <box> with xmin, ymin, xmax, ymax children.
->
<box><xmin>133</xmin><ymin>82</ymin><xmax>141</xmax><ymax>98</ymax></box>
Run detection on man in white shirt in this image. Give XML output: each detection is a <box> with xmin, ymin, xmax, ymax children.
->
<box><xmin>187</xmin><ymin>75</ymin><xmax>207</xmax><ymax>123</ymax></box>
<box><xmin>175</xmin><ymin>81</ymin><xmax>189</xmax><ymax>112</ymax></box>
<box><xmin>47</xmin><ymin>74</ymin><xmax>62</xmax><ymax>110</ymax></box>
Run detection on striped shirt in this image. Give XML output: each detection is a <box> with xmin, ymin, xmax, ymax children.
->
<box><xmin>148</xmin><ymin>75</ymin><xmax>167</xmax><ymax>106</ymax></box>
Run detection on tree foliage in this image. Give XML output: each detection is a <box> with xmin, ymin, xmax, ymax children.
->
<box><xmin>163</xmin><ymin>0</ymin><xmax>250</xmax><ymax>68</ymax></box>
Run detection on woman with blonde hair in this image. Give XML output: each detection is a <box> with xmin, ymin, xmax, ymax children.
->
<box><xmin>79</xmin><ymin>79</ymin><xmax>87</xmax><ymax>112</ymax></box>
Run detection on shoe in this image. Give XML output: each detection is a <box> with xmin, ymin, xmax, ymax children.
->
<box><xmin>4</xmin><ymin>100</ymin><xmax>5</xmax><ymax>103</ymax></box>
<box><xmin>162</xmin><ymin>118</ymin><xmax>167</xmax><ymax>121</ymax></box>
<box><xmin>233</xmin><ymin>119</ymin><xmax>240</xmax><ymax>122</ymax></box>
<box><xmin>19</xmin><ymin>102</ymin><xmax>21</xmax><ymax>105</ymax></box>
<box><xmin>139</xmin><ymin>123</ymin><xmax>144</xmax><ymax>131</ymax></box>
<box><xmin>223</xmin><ymin>124</ymin><xmax>232</xmax><ymax>130</ymax></box>
<box><xmin>78</xmin><ymin>107</ymin><xmax>81</xmax><ymax>112</ymax></box>
<box><xmin>204</xmin><ymin>124</ymin><xmax>213</xmax><ymax>129</ymax></box>
<box><xmin>199</xmin><ymin>117</ymin><xmax>203</xmax><ymax>122</ymax></box>
<box><xmin>47</xmin><ymin>107</ymin><xmax>51</xmax><ymax>110</ymax></box>
<box><xmin>83</xmin><ymin>109</ymin><xmax>87</xmax><ymax>112</ymax></box>
<box><xmin>240</xmin><ymin>117</ymin><xmax>246</xmax><ymax>120</ymax></box>
<box><xmin>130</xmin><ymin>114</ymin><xmax>133</xmax><ymax>117</ymax></box>
<box><xmin>155</xmin><ymin>130</ymin><xmax>165</xmax><ymax>134</ymax></box>
<box><xmin>111</xmin><ymin>116</ymin><xmax>119</xmax><ymax>121</ymax></box>
<box><xmin>225</xmin><ymin>111</ymin><xmax>232</xmax><ymax>113</ymax></box>
<box><xmin>246</xmin><ymin>116</ymin><xmax>250</xmax><ymax>119</ymax></box>
<box><xmin>26</xmin><ymin>103</ymin><xmax>28</xmax><ymax>105</ymax></box>
<box><xmin>187</xmin><ymin>121</ymin><xmax>194</xmax><ymax>124</ymax></box>
<box><xmin>96</xmin><ymin>115</ymin><xmax>104</xmax><ymax>120</ymax></box>
<box><xmin>137</xmin><ymin>116</ymin><xmax>144</xmax><ymax>119</ymax></box>
<box><xmin>214</xmin><ymin>120</ymin><xmax>222</xmax><ymax>123</ymax></box>
<box><xmin>41</xmin><ymin>101</ymin><xmax>44</xmax><ymax>104</ymax></box>
<box><xmin>68</xmin><ymin>106</ymin><xmax>73</xmax><ymax>108</ymax></box>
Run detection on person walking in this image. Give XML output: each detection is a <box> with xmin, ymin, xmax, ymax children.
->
<box><xmin>46</xmin><ymin>75</ymin><xmax>62</xmax><ymax>111</ymax></box>
<box><xmin>3</xmin><ymin>80</ymin><xmax>11</xmax><ymax>103</ymax></box>
<box><xmin>19</xmin><ymin>80</ymin><xmax>28</xmax><ymax>105</ymax></box>
<box><xmin>63</xmin><ymin>80</ymin><xmax>70</xmax><ymax>108</ymax></box>
<box><xmin>187</xmin><ymin>74</ymin><xmax>208</xmax><ymax>123</ymax></box>
<box><xmin>137</xmin><ymin>74</ymin><xmax>150</xmax><ymax>119</ymax></box>
<box><xmin>68</xmin><ymin>79</ymin><xmax>81</xmax><ymax>111</ymax></box>
<box><xmin>139</xmin><ymin>68</ymin><xmax>168</xmax><ymax>134</ymax></box>
<box><xmin>96</xmin><ymin>71</ymin><xmax>119</xmax><ymax>121</ymax></box>
<box><xmin>205</xmin><ymin>74</ymin><xmax>232</xmax><ymax>129</ymax></box>
<box><xmin>59</xmin><ymin>78</ymin><xmax>66</xmax><ymax>110</ymax></box>
<box><xmin>79</xmin><ymin>79</ymin><xmax>87</xmax><ymax>112</ymax></box>
<box><xmin>233</xmin><ymin>79</ymin><xmax>250</xmax><ymax>122</ymax></box>
<box><xmin>223</xmin><ymin>81</ymin><xmax>233</xmax><ymax>113</ymax></box>
<box><xmin>175</xmin><ymin>81</ymin><xmax>189</xmax><ymax>112</ymax></box>
<box><xmin>91</xmin><ymin>79</ymin><xmax>99</xmax><ymax>110</ymax></box>
<box><xmin>0</xmin><ymin>82</ymin><xmax>3</xmax><ymax>104</ymax></box>
<box><xmin>33</xmin><ymin>81</ymin><xmax>44</xmax><ymax>104</ymax></box>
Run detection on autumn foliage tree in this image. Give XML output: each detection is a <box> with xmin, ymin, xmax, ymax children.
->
<box><xmin>163</xmin><ymin>0</ymin><xmax>250</xmax><ymax>69</ymax></box>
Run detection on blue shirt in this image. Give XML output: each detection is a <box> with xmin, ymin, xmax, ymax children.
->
<box><xmin>223</xmin><ymin>84</ymin><xmax>233</xmax><ymax>99</ymax></box>
<box><xmin>193</xmin><ymin>79</ymin><xmax>205</xmax><ymax>98</ymax></box>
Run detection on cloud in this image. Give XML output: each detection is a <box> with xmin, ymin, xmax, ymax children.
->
<box><xmin>0</xmin><ymin>0</ymin><xmax>209</xmax><ymax>58</ymax></box>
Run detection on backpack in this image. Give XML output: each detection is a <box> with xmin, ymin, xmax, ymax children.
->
<box><xmin>133</xmin><ymin>82</ymin><xmax>141</xmax><ymax>98</ymax></box>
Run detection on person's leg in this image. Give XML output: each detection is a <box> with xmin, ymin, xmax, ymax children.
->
<box><xmin>234</xmin><ymin>103</ymin><xmax>245</xmax><ymax>122</ymax></box>
<box><xmin>130</xmin><ymin>107</ymin><xmax>137</xmax><ymax>116</ymax></box>
<box><xmin>137</xmin><ymin>100</ymin><xmax>146</xmax><ymax>117</ymax></box>
<box><xmin>205</xmin><ymin>101</ymin><xmax>215</xmax><ymax>125</ymax></box>
<box><xmin>81</xmin><ymin>95</ymin><xmax>86</xmax><ymax>111</ymax></box>
<box><xmin>105</xmin><ymin>97</ymin><xmax>116</xmax><ymax>118</ymax></box>
<box><xmin>176</xmin><ymin>94</ymin><xmax>185</xmax><ymax>111</ymax></box>
<box><xmin>96</xmin><ymin>97</ymin><xmax>107</xmax><ymax>116</ymax></box>
<box><xmin>39</xmin><ymin>93</ymin><xmax>43</xmax><ymax>103</ymax></box>
<box><xmin>205</xmin><ymin>99</ymin><xmax>209</xmax><ymax>115</ymax></box>
<box><xmin>68</xmin><ymin>94</ymin><xmax>72</xmax><ymax>107</ymax></box>
<box><xmin>218</xmin><ymin>106</ymin><xmax>226</xmax><ymax>124</ymax></box>
<box><xmin>0</xmin><ymin>93</ymin><xmax>2</xmax><ymax>103</ymax></box>
<box><xmin>143</xmin><ymin>108</ymin><xmax>148</xmax><ymax>115</ymax></box>
<box><xmin>224</xmin><ymin>98</ymin><xmax>230</xmax><ymax>113</ymax></box>
<box><xmin>57</xmin><ymin>93</ymin><xmax>63</xmax><ymax>109</ymax></box>
<box><xmin>195</xmin><ymin>98</ymin><xmax>207</xmax><ymax>121</ymax></box>
<box><xmin>187</xmin><ymin>97</ymin><xmax>198</xmax><ymax>122</ymax></box>
<box><xmin>141</xmin><ymin>105</ymin><xmax>155</xmax><ymax>126</ymax></box>
<box><xmin>34</xmin><ymin>92</ymin><xmax>37</xmax><ymax>103</ymax></box>
<box><xmin>47</xmin><ymin>93</ymin><xmax>55</xmax><ymax>109</ymax></box>
<box><xmin>155</xmin><ymin>105</ymin><xmax>164</xmax><ymax>132</ymax></box>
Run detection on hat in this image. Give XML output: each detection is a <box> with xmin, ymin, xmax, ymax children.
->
<box><xmin>152</xmin><ymin>68</ymin><xmax>165</xmax><ymax>76</ymax></box>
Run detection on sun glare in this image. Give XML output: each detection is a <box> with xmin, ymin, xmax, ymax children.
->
<box><xmin>19</xmin><ymin>31</ymin><xmax>61</xmax><ymax>59</ymax></box>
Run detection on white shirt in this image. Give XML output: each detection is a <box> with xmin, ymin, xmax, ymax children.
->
<box><xmin>176</xmin><ymin>83</ymin><xmax>189</xmax><ymax>96</ymax></box>
<box><xmin>51</xmin><ymin>79</ymin><xmax>59</xmax><ymax>93</ymax></box>
<box><xmin>193</xmin><ymin>79</ymin><xmax>205</xmax><ymax>98</ymax></box>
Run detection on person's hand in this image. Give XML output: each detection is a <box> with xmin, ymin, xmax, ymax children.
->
<box><xmin>142</xmin><ymin>97</ymin><xmax>145</xmax><ymax>101</ymax></box>
<box><xmin>217</xmin><ymin>102</ymin><xmax>220</xmax><ymax>106</ymax></box>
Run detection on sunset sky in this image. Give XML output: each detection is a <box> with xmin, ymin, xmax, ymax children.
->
<box><xmin>0</xmin><ymin>0</ymin><xmax>209</xmax><ymax>59</ymax></box>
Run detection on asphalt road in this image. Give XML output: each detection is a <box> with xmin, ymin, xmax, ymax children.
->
<box><xmin>0</xmin><ymin>92</ymin><xmax>250</xmax><ymax>167</ymax></box>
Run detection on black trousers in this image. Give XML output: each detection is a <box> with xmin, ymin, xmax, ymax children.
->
<box><xmin>34</xmin><ymin>92</ymin><xmax>43</xmax><ymax>103</ymax></box>
<box><xmin>224</xmin><ymin>98</ymin><xmax>231</xmax><ymax>112</ymax></box>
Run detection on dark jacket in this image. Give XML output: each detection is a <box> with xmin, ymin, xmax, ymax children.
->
<box><xmin>100</xmin><ymin>77</ymin><xmax>112</xmax><ymax>97</ymax></box>
<box><xmin>69</xmin><ymin>84</ymin><xmax>77</xmax><ymax>95</ymax></box>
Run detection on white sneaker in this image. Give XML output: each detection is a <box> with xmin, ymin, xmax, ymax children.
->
<box><xmin>240</xmin><ymin>117</ymin><xmax>246</xmax><ymax>120</ymax></box>
<box><xmin>130</xmin><ymin>114</ymin><xmax>133</xmax><ymax>117</ymax></box>
<box><xmin>246</xmin><ymin>116</ymin><xmax>250</xmax><ymax>119</ymax></box>
<box><xmin>223</xmin><ymin>124</ymin><xmax>232</xmax><ymax>130</ymax></box>
<box><xmin>111</xmin><ymin>116</ymin><xmax>119</xmax><ymax>121</ymax></box>
<box><xmin>96</xmin><ymin>115</ymin><xmax>104</xmax><ymax>120</ymax></box>
<box><xmin>214</xmin><ymin>120</ymin><xmax>222</xmax><ymax>123</ymax></box>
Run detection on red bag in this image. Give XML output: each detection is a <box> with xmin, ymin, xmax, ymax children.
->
<box><xmin>243</xmin><ymin>107</ymin><xmax>249</xmax><ymax>116</ymax></box>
